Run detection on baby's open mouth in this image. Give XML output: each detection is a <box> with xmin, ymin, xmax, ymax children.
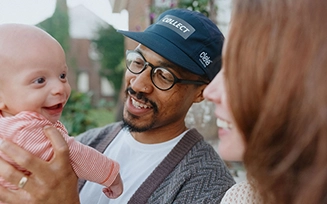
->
<box><xmin>46</xmin><ymin>103</ymin><xmax>63</xmax><ymax>110</ymax></box>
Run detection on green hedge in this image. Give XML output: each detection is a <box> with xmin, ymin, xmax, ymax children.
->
<box><xmin>60</xmin><ymin>91</ymin><xmax>98</xmax><ymax>136</ymax></box>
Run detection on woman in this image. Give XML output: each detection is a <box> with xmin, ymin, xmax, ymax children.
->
<box><xmin>204</xmin><ymin>69</ymin><xmax>259</xmax><ymax>203</ymax></box>
<box><xmin>204</xmin><ymin>0</ymin><xmax>327</xmax><ymax>203</ymax></box>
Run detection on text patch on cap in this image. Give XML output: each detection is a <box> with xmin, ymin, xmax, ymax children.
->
<box><xmin>157</xmin><ymin>15</ymin><xmax>195</xmax><ymax>39</ymax></box>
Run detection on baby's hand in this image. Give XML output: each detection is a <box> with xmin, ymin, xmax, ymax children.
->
<box><xmin>102</xmin><ymin>173</ymin><xmax>123</xmax><ymax>199</ymax></box>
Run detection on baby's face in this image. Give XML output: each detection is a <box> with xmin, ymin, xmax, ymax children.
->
<box><xmin>0</xmin><ymin>31</ymin><xmax>71</xmax><ymax>123</ymax></box>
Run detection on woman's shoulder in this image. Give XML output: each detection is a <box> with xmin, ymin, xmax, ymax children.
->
<box><xmin>220</xmin><ymin>180</ymin><xmax>261</xmax><ymax>204</ymax></box>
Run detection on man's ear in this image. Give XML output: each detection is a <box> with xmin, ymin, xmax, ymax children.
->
<box><xmin>193</xmin><ymin>85</ymin><xmax>206</xmax><ymax>103</ymax></box>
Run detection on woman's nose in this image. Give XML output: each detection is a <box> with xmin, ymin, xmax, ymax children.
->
<box><xmin>203</xmin><ymin>72</ymin><xmax>223</xmax><ymax>103</ymax></box>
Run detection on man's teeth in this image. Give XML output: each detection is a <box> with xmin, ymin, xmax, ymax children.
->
<box><xmin>131</xmin><ymin>98</ymin><xmax>150</xmax><ymax>109</ymax></box>
<box><xmin>217</xmin><ymin>118</ymin><xmax>233</xmax><ymax>129</ymax></box>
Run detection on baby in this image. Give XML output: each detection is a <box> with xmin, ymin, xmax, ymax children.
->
<box><xmin>0</xmin><ymin>24</ymin><xmax>123</xmax><ymax>201</ymax></box>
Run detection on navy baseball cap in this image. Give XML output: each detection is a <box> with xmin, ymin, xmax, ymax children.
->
<box><xmin>117</xmin><ymin>8</ymin><xmax>224</xmax><ymax>81</ymax></box>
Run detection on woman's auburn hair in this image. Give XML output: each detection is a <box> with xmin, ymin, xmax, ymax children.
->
<box><xmin>225</xmin><ymin>0</ymin><xmax>327</xmax><ymax>203</ymax></box>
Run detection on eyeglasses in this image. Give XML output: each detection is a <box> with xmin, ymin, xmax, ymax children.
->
<box><xmin>125</xmin><ymin>50</ymin><xmax>209</xmax><ymax>91</ymax></box>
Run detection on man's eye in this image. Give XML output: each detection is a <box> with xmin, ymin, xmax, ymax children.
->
<box><xmin>60</xmin><ymin>73</ymin><xmax>66</xmax><ymax>79</ymax></box>
<box><xmin>155</xmin><ymin>69</ymin><xmax>174</xmax><ymax>83</ymax></box>
<box><xmin>132</xmin><ymin>59</ymin><xmax>144</xmax><ymax>68</ymax></box>
<box><xmin>33</xmin><ymin>77</ymin><xmax>45</xmax><ymax>84</ymax></box>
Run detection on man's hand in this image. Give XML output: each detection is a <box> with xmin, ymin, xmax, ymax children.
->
<box><xmin>0</xmin><ymin>126</ymin><xmax>80</xmax><ymax>204</ymax></box>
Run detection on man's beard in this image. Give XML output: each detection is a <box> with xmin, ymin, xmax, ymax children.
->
<box><xmin>123</xmin><ymin>87</ymin><xmax>158</xmax><ymax>132</ymax></box>
<box><xmin>122</xmin><ymin>116</ymin><xmax>155</xmax><ymax>132</ymax></box>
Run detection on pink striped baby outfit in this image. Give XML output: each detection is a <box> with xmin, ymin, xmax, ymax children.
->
<box><xmin>0</xmin><ymin>111</ymin><xmax>119</xmax><ymax>191</ymax></box>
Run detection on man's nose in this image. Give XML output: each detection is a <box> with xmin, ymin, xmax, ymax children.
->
<box><xmin>128</xmin><ymin>67</ymin><xmax>154</xmax><ymax>93</ymax></box>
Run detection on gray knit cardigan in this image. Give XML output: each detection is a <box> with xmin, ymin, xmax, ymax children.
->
<box><xmin>76</xmin><ymin>122</ymin><xmax>235</xmax><ymax>204</ymax></box>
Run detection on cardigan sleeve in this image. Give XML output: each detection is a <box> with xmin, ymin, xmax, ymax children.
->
<box><xmin>147</xmin><ymin>138</ymin><xmax>235</xmax><ymax>203</ymax></box>
<box><xmin>171</xmin><ymin>141</ymin><xmax>235</xmax><ymax>203</ymax></box>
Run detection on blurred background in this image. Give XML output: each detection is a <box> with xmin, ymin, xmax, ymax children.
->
<box><xmin>0</xmin><ymin>0</ymin><xmax>232</xmax><ymax>136</ymax></box>
<box><xmin>1</xmin><ymin>0</ymin><xmax>244</xmax><ymax>179</ymax></box>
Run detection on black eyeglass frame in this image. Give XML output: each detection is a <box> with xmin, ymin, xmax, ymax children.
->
<box><xmin>125</xmin><ymin>50</ymin><xmax>209</xmax><ymax>91</ymax></box>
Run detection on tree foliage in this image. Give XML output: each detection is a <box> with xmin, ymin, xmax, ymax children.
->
<box><xmin>93</xmin><ymin>25</ymin><xmax>125</xmax><ymax>100</ymax></box>
<box><xmin>37</xmin><ymin>0</ymin><xmax>70</xmax><ymax>52</ymax></box>
<box><xmin>61</xmin><ymin>91</ymin><xmax>98</xmax><ymax>136</ymax></box>
<box><xmin>178</xmin><ymin>0</ymin><xmax>211</xmax><ymax>16</ymax></box>
<box><xmin>37</xmin><ymin>0</ymin><xmax>98</xmax><ymax>135</ymax></box>
<box><xmin>150</xmin><ymin>0</ymin><xmax>214</xmax><ymax>22</ymax></box>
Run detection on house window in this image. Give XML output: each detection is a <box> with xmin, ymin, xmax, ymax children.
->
<box><xmin>77</xmin><ymin>72</ymin><xmax>89</xmax><ymax>93</ymax></box>
<box><xmin>101</xmin><ymin>77</ymin><xmax>114</xmax><ymax>96</ymax></box>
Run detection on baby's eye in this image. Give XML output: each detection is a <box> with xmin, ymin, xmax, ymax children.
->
<box><xmin>33</xmin><ymin>77</ymin><xmax>45</xmax><ymax>84</ymax></box>
<box><xmin>60</xmin><ymin>73</ymin><xmax>66</xmax><ymax>79</ymax></box>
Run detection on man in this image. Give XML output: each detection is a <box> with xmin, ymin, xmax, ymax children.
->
<box><xmin>0</xmin><ymin>8</ymin><xmax>235</xmax><ymax>204</ymax></box>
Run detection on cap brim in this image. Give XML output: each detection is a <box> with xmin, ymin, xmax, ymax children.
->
<box><xmin>118</xmin><ymin>29</ymin><xmax>205</xmax><ymax>76</ymax></box>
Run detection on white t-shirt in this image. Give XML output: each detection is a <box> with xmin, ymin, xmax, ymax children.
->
<box><xmin>80</xmin><ymin>128</ymin><xmax>185</xmax><ymax>204</ymax></box>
